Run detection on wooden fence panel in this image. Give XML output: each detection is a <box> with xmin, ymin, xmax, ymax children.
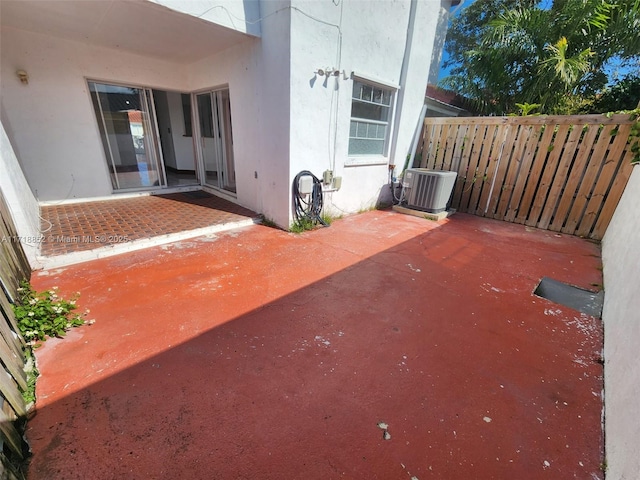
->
<box><xmin>493</xmin><ymin>124</ymin><xmax>532</xmax><ymax>219</ymax></box>
<box><xmin>505</xmin><ymin>124</ymin><xmax>545</xmax><ymax>222</ymax></box>
<box><xmin>478</xmin><ymin>124</ymin><xmax>511</xmax><ymax>216</ymax></box>
<box><xmin>450</xmin><ymin>124</ymin><xmax>479</xmax><ymax>209</ymax></box>
<box><xmin>537</xmin><ymin>125</ymin><xmax>583</xmax><ymax>230</ymax></box>
<box><xmin>419</xmin><ymin>114</ymin><xmax>636</xmax><ymax>240</ymax></box>
<box><xmin>592</xmin><ymin>148</ymin><xmax>635</xmax><ymax>239</ymax></box>
<box><xmin>576</xmin><ymin>124</ymin><xmax>633</xmax><ymax>237</ymax></box>
<box><xmin>525</xmin><ymin>124</ymin><xmax>571</xmax><ymax>227</ymax></box>
<box><xmin>458</xmin><ymin>124</ymin><xmax>488</xmax><ymax>212</ymax></box>
<box><xmin>563</xmin><ymin>125</ymin><xmax>616</xmax><ymax>234</ymax></box>
<box><xmin>433</xmin><ymin>124</ymin><xmax>450</xmax><ymax>170</ymax></box>
<box><xmin>515</xmin><ymin>124</ymin><xmax>557</xmax><ymax>224</ymax></box>
<box><xmin>0</xmin><ymin>186</ymin><xmax>30</xmax><ymax>474</ymax></box>
<box><xmin>549</xmin><ymin>125</ymin><xmax>601</xmax><ymax>231</ymax></box>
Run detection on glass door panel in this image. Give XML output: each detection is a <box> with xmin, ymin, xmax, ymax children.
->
<box><xmin>89</xmin><ymin>82</ymin><xmax>164</xmax><ymax>190</ymax></box>
<box><xmin>196</xmin><ymin>89</ymin><xmax>236</xmax><ymax>194</ymax></box>
<box><xmin>197</xmin><ymin>92</ymin><xmax>220</xmax><ymax>187</ymax></box>
<box><xmin>218</xmin><ymin>89</ymin><xmax>236</xmax><ymax>193</ymax></box>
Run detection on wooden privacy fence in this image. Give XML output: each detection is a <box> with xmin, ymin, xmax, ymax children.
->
<box><xmin>0</xmin><ymin>187</ymin><xmax>30</xmax><ymax>478</ymax></box>
<box><xmin>415</xmin><ymin>114</ymin><xmax>636</xmax><ymax>240</ymax></box>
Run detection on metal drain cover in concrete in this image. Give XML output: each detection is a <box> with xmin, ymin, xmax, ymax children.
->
<box><xmin>534</xmin><ymin>277</ymin><xmax>604</xmax><ymax>318</ymax></box>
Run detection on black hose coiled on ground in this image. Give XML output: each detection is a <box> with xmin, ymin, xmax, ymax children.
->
<box><xmin>292</xmin><ymin>171</ymin><xmax>328</xmax><ymax>227</ymax></box>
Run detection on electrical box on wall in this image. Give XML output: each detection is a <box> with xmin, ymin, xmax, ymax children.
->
<box><xmin>299</xmin><ymin>176</ymin><xmax>314</xmax><ymax>195</ymax></box>
<box><xmin>323</xmin><ymin>170</ymin><xmax>333</xmax><ymax>185</ymax></box>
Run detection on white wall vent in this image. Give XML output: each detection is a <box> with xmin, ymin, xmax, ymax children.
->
<box><xmin>402</xmin><ymin>169</ymin><xmax>457</xmax><ymax>213</ymax></box>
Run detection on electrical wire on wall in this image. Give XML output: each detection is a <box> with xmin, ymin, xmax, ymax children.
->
<box><xmin>196</xmin><ymin>2</ymin><xmax>346</xmax><ymax>219</ymax></box>
<box><xmin>198</xmin><ymin>2</ymin><xmax>345</xmax><ymax>174</ymax></box>
<box><xmin>292</xmin><ymin>171</ymin><xmax>328</xmax><ymax>227</ymax></box>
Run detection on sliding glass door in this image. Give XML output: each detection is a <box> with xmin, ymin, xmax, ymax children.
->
<box><xmin>196</xmin><ymin>89</ymin><xmax>236</xmax><ymax>193</ymax></box>
<box><xmin>89</xmin><ymin>82</ymin><xmax>165</xmax><ymax>190</ymax></box>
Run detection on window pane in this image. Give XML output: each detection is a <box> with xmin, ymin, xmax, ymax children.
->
<box><xmin>351</xmin><ymin>120</ymin><xmax>385</xmax><ymax>140</ymax></box>
<box><xmin>349</xmin><ymin>79</ymin><xmax>395</xmax><ymax>156</ymax></box>
<box><xmin>351</xmin><ymin>101</ymin><xmax>389</xmax><ymax>122</ymax></box>
<box><xmin>348</xmin><ymin>138</ymin><xmax>385</xmax><ymax>155</ymax></box>
<box><xmin>352</xmin><ymin>81</ymin><xmax>362</xmax><ymax>99</ymax></box>
<box><xmin>362</xmin><ymin>84</ymin><xmax>373</xmax><ymax>101</ymax></box>
<box><xmin>373</xmin><ymin>88</ymin><xmax>384</xmax><ymax>105</ymax></box>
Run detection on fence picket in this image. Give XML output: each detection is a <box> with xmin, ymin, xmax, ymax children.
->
<box><xmin>505</xmin><ymin>125</ymin><xmax>545</xmax><ymax>222</ymax></box>
<box><xmin>576</xmin><ymin>124</ymin><xmax>633</xmax><ymax>237</ymax></box>
<box><xmin>466</xmin><ymin>125</ymin><xmax>496</xmax><ymax>213</ymax></box>
<box><xmin>423</xmin><ymin>123</ymin><xmax>441</xmax><ymax>169</ymax></box>
<box><xmin>476</xmin><ymin>125</ymin><xmax>517</xmax><ymax>217</ymax></box>
<box><xmin>563</xmin><ymin>125</ymin><xmax>615</xmax><ymax>234</ymax></box>
<box><xmin>451</xmin><ymin>124</ymin><xmax>479</xmax><ymax>208</ymax></box>
<box><xmin>433</xmin><ymin>124</ymin><xmax>451</xmax><ymax>170</ymax></box>
<box><xmin>592</xmin><ymin>149</ymin><xmax>635</xmax><ymax>239</ymax></box>
<box><xmin>538</xmin><ymin>125</ymin><xmax>584</xmax><ymax>230</ymax></box>
<box><xmin>0</xmin><ymin>186</ymin><xmax>30</xmax><ymax>469</ymax></box>
<box><xmin>525</xmin><ymin>125</ymin><xmax>571</xmax><ymax>227</ymax></box>
<box><xmin>442</xmin><ymin>125</ymin><xmax>460</xmax><ymax>171</ymax></box>
<box><xmin>550</xmin><ymin>125</ymin><xmax>601</xmax><ymax>232</ymax></box>
<box><xmin>458</xmin><ymin>125</ymin><xmax>488</xmax><ymax>212</ymax></box>
<box><xmin>491</xmin><ymin>125</ymin><xmax>531</xmax><ymax>218</ymax></box>
<box><xmin>515</xmin><ymin>124</ymin><xmax>557</xmax><ymax>224</ymax></box>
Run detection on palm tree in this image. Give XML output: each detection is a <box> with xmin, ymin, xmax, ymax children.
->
<box><xmin>441</xmin><ymin>0</ymin><xmax>640</xmax><ymax>114</ymax></box>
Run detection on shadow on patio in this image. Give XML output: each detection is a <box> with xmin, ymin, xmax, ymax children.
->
<box><xmin>27</xmin><ymin>211</ymin><xmax>604</xmax><ymax>479</ymax></box>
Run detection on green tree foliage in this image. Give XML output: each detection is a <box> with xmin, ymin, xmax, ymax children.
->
<box><xmin>589</xmin><ymin>74</ymin><xmax>640</xmax><ymax>111</ymax></box>
<box><xmin>441</xmin><ymin>0</ymin><xmax>640</xmax><ymax>114</ymax></box>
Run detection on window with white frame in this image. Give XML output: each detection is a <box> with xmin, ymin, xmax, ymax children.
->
<box><xmin>349</xmin><ymin>79</ymin><xmax>394</xmax><ymax>156</ymax></box>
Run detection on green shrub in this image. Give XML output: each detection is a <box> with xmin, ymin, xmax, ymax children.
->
<box><xmin>289</xmin><ymin>217</ymin><xmax>315</xmax><ymax>233</ymax></box>
<box><xmin>12</xmin><ymin>281</ymin><xmax>91</xmax><ymax>343</ymax></box>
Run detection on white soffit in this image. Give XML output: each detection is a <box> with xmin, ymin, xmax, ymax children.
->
<box><xmin>0</xmin><ymin>0</ymin><xmax>252</xmax><ymax>64</ymax></box>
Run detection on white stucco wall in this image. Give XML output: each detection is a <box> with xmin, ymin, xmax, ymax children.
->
<box><xmin>288</xmin><ymin>0</ymin><xmax>445</xmax><ymax>216</ymax></box>
<box><xmin>0</xmin><ymin>26</ymin><xmax>193</xmax><ymax>200</ymax></box>
<box><xmin>1</xmin><ymin>0</ymin><xmax>450</xmax><ymax>229</ymax></box>
<box><xmin>0</xmin><ymin>120</ymin><xmax>40</xmax><ymax>266</ymax></box>
<box><xmin>152</xmin><ymin>0</ymin><xmax>262</xmax><ymax>37</ymax></box>
<box><xmin>1</xmin><ymin>7</ymin><xmax>290</xmax><ymax>225</ymax></box>
<box><xmin>188</xmin><ymin>0</ymin><xmax>291</xmax><ymax>227</ymax></box>
<box><xmin>602</xmin><ymin>165</ymin><xmax>640</xmax><ymax>479</ymax></box>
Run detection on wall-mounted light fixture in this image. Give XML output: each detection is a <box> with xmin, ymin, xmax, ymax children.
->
<box><xmin>313</xmin><ymin>68</ymin><xmax>349</xmax><ymax>90</ymax></box>
<box><xmin>16</xmin><ymin>70</ymin><xmax>28</xmax><ymax>84</ymax></box>
<box><xmin>316</xmin><ymin>67</ymin><xmax>343</xmax><ymax>77</ymax></box>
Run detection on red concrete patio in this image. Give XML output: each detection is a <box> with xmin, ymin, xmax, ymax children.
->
<box><xmin>26</xmin><ymin>211</ymin><xmax>604</xmax><ymax>479</ymax></box>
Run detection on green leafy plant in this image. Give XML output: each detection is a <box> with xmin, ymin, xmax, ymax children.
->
<box><xmin>605</xmin><ymin>108</ymin><xmax>640</xmax><ymax>164</ymax></box>
<box><xmin>12</xmin><ymin>281</ymin><xmax>91</xmax><ymax>343</ymax></box>
<box><xmin>22</xmin><ymin>349</ymin><xmax>38</xmax><ymax>407</ymax></box>
<box><xmin>289</xmin><ymin>217</ymin><xmax>315</xmax><ymax>233</ymax></box>
<box><xmin>512</xmin><ymin>102</ymin><xmax>541</xmax><ymax>116</ymax></box>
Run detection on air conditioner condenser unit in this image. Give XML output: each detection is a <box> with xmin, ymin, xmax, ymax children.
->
<box><xmin>402</xmin><ymin>168</ymin><xmax>457</xmax><ymax>213</ymax></box>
